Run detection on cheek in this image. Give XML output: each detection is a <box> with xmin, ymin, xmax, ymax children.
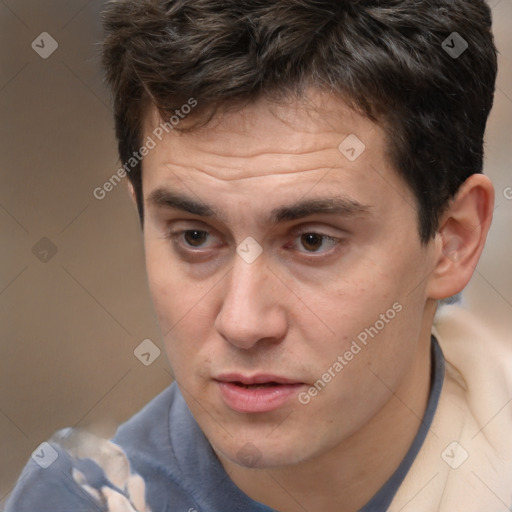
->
<box><xmin>145</xmin><ymin>244</ymin><xmax>186</xmax><ymax>335</ymax></box>
<box><xmin>145</xmin><ymin>244</ymin><xmax>174</xmax><ymax>320</ymax></box>
<box><xmin>149</xmin><ymin>272</ymin><xmax>212</xmax><ymax>336</ymax></box>
<box><xmin>144</xmin><ymin>242</ymin><xmax>217</xmax><ymax>365</ymax></box>
<box><xmin>310</xmin><ymin>255</ymin><xmax>422</xmax><ymax>368</ymax></box>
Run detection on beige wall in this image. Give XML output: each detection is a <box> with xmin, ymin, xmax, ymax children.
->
<box><xmin>1</xmin><ymin>0</ymin><xmax>511</xmax><ymax>505</ymax></box>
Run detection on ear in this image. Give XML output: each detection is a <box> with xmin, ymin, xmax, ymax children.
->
<box><xmin>127</xmin><ymin>181</ymin><xmax>137</xmax><ymax>204</ymax></box>
<box><xmin>426</xmin><ymin>174</ymin><xmax>494</xmax><ymax>300</ymax></box>
<box><xmin>127</xmin><ymin>180</ymin><xmax>145</xmax><ymax>227</ymax></box>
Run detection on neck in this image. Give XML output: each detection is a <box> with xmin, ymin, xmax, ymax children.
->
<box><xmin>217</xmin><ymin>328</ymin><xmax>434</xmax><ymax>512</ymax></box>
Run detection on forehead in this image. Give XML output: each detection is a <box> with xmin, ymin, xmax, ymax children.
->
<box><xmin>141</xmin><ymin>90</ymin><xmax>390</xmax><ymax>183</ymax></box>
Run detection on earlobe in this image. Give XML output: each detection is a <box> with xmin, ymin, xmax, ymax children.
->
<box><xmin>426</xmin><ymin>174</ymin><xmax>495</xmax><ymax>300</ymax></box>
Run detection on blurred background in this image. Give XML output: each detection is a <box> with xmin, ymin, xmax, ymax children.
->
<box><xmin>0</xmin><ymin>0</ymin><xmax>511</xmax><ymax>505</ymax></box>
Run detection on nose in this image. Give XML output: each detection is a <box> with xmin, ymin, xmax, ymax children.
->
<box><xmin>214</xmin><ymin>255</ymin><xmax>288</xmax><ymax>350</ymax></box>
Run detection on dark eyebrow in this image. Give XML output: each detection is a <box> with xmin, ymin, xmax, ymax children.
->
<box><xmin>147</xmin><ymin>188</ymin><xmax>371</xmax><ymax>225</ymax></box>
<box><xmin>147</xmin><ymin>188</ymin><xmax>221</xmax><ymax>219</ymax></box>
<box><xmin>270</xmin><ymin>197</ymin><xmax>371</xmax><ymax>223</ymax></box>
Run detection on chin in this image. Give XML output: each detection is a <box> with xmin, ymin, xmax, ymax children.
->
<box><xmin>211</xmin><ymin>429</ymin><xmax>314</xmax><ymax>469</ymax></box>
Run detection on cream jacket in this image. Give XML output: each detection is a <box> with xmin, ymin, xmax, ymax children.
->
<box><xmin>390</xmin><ymin>305</ymin><xmax>512</xmax><ymax>512</ymax></box>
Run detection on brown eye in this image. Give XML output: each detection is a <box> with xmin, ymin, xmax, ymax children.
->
<box><xmin>290</xmin><ymin>231</ymin><xmax>342</xmax><ymax>257</ymax></box>
<box><xmin>301</xmin><ymin>233</ymin><xmax>324</xmax><ymax>252</ymax></box>
<box><xmin>183</xmin><ymin>230</ymin><xmax>209</xmax><ymax>247</ymax></box>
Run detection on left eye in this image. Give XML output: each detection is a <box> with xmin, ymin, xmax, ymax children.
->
<box><xmin>182</xmin><ymin>230</ymin><xmax>210</xmax><ymax>247</ymax></box>
<box><xmin>295</xmin><ymin>233</ymin><xmax>340</xmax><ymax>253</ymax></box>
<box><xmin>177</xmin><ymin>230</ymin><xmax>217</xmax><ymax>248</ymax></box>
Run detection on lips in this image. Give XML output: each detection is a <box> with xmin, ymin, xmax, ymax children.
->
<box><xmin>215</xmin><ymin>373</ymin><xmax>305</xmax><ymax>413</ymax></box>
<box><xmin>216</xmin><ymin>373</ymin><xmax>302</xmax><ymax>385</ymax></box>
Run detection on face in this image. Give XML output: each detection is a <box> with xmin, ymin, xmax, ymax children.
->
<box><xmin>140</xmin><ymin>91</ymin><xmax>436</xmax><ymax>469</ymax></box>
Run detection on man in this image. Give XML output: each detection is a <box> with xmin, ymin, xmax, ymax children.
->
<box><xmin>6</xmin><ymin>0</ymin><xmax>511</xmax><ymax>511</ymax></box>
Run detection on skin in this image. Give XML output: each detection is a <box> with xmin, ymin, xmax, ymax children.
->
<box><xmin>136</xmin><ymin>90</ymin><xmax>494</xmax><ymax>512</ymax></box>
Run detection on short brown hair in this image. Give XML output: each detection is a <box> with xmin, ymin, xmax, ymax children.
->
<box><xmin>101</xmin><ymin>0</ymin><xmax>497</xmax><ymax>242</ymax></box>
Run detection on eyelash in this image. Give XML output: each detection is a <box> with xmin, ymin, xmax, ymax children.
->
<box><xmin>166</xmin><ymin>228</ymin><xmax>343</xmax><ymax>259</ymax></box>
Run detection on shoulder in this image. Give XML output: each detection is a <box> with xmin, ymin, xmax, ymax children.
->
<box><xmin>433</xmin><ymin>304</ymin><xmax>512</xmax><ymax>403</ymax></box>
<box><xmin>5</xmin><ymin>383</ymin><xmax>202</xmax><ymax>512</ymax></box>
<box><xmin>111</xmin><ymin>383</ymin><xmax>188</xmax><ymax>478</ymax></box>
<box><xmin>4</xmin><ymin>441</ymin><xmax>104</xmax><ymax>512</ymax></box>
<box><xmin>390</xmin><ymin>305</ymin><xmax>512</xmax><ymax>512</ymax></box>
<box><xmin>433</xmin><ymin>305</ymin><xmax>512</xmax><ymax>456</ymax></box>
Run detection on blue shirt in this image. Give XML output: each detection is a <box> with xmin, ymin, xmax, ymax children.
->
<box><xmin>5</xmin><ymin>337</ymin><xmax>444</xmax><ymax>512</ymax></box>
